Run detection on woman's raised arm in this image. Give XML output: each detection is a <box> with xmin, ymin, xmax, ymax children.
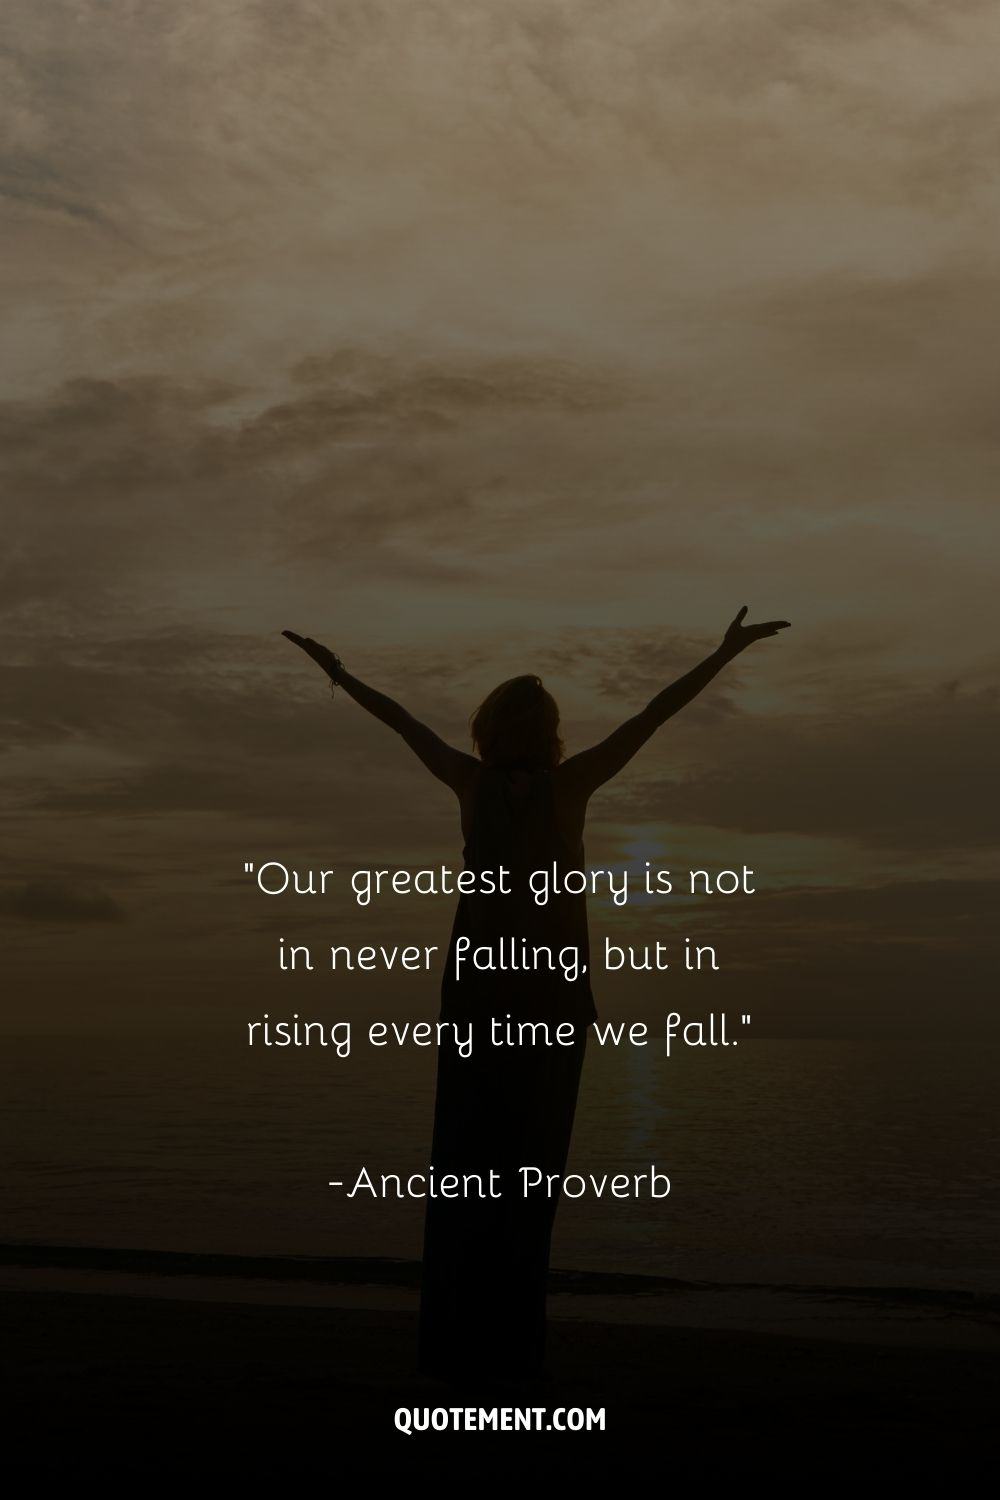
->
<box><xmin>558</xmin><ymin>607</ymin><xmax>790</xmax><ymax>799</ymax></box>
<box><xmin>282</xmin><ymin>632</ymin><xmax>479</xmax><ymax>796</ymax></box>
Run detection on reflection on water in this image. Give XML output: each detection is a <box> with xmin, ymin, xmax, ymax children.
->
<box><xmin>3</xmin><ymin>1034</ymin><xmax>997</xmax><ymax>1293</ymax></box>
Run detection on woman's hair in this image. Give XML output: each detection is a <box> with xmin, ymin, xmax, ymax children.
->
<box><xmin>470</xmin><ymin>675</ymin><xmax>563</xmax><ymax>769</ymax></box>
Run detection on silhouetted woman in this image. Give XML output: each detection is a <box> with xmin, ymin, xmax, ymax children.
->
<box><xmin>284</xmin><ymin>607</ymin><xmax>789</xmax><ymax>1382</ymax></box>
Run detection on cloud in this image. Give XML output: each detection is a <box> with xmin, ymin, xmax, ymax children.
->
<box><xmin>599</xmin><ymin>682</ymin><xmax>1000</xmax><ymax>850</ymax></box>
<box><xmin>0</xmin><ymin>878</ymin><xmax>124</xmax><ymax>923</ymax></box>
<box><xmin>0</xmin><ymin>0</ymin><xmax>997</xmax><ymax>1026</ymax></box>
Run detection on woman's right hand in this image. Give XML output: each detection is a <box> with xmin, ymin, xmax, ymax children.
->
<box><xmin>719</xmin><ymin>606</ymin><xmax>791</xmax><ymax>658</ymax></box>
<box><xmin>282</xmin><ymin>630</ymin><xmax>343</xmax><ymax>682</ymax></box>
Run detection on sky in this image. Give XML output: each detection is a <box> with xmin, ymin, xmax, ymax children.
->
<box><xmin>2</xmin><ymin>1</ymin><xmax>998</xmax><ymax>1036</ymax></box>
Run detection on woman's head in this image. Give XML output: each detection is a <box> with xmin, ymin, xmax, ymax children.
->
<box><xmin>470</xmin><ymin>675</ymin><xmax>563</xmax><ymax>770</ymax></box>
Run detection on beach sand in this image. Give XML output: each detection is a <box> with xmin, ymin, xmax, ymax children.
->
<box><xmin>1</xmin><ymin>1254</ymin><xmax>996</xmax><ymax>1478</ymax></box>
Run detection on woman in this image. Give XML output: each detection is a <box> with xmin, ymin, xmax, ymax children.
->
<box><xmin>284</xmin><ymin>606</ymin><xmax>789</xmax><ymax>1382</ymax></box>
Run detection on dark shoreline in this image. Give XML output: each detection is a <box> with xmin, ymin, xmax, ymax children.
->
<box><xmin>2</xmin><ymin>1241</ymin><xmax>996</xmax><ymax>1319</ymax></box>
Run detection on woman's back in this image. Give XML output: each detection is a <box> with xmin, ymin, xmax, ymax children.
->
<box><xmin>443</xmin><ymin>764</ymin><xmax>597</xmax><ymax>1025</ymax></box>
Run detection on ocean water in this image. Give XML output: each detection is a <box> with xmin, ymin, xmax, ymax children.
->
<box><xmin>3</xmin><ymin>1032</ymin><xmax>997</xmax><ymax>1296</ymax></box>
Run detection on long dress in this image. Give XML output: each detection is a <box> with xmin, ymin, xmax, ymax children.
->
<box><xmin>418</xmin><ymin>765</ymin><xmax>597</xmax><ymax>1381</ymax></box>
